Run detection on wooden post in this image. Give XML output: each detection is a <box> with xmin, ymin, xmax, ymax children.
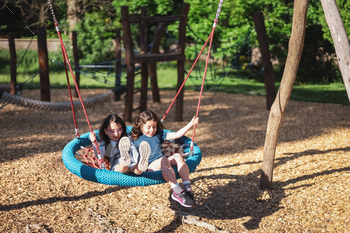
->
<box><xmin>37</xmin><ymin>27</ymin><xmax>50</xmax><ymax>102</ymax></box>
<box><xmin>253</xmin><ymin>12</ymin><xmax>276</xmax><ymax>110</ymax></box>
<box><xmin>72</xmin><ymin>31</ymin><xmax>80</xmax><ymax>98</ymax></box>
<box><xmin>139</xmin><ymin>7</ymin><xmax>149</xmax><ymax>112</ymax></box>
<box><xmin>260</xmin><ymin>0</ymin><xmax>308</xmax><ymax>190</ymax></box>
<box><xmin>321</xmin><ymin>0</ymin><xmax>350</xmax><ymax>102</ymax></box>
<box><xmin>8</xmin><ymin>33</ymin><xmax>17</xmax><ymax>95</ymax></box>
<box><xmin>115</xmin><ymin>30</ymin><xmax>122</xmax><ymax>101</ymax></box>
<box><xmin>121</xmin><ymin>6</ymin><xmax>135</xmax><ymax>122</ymax></box>
<box><xmin>175</xmin><ymin>3</ymin><xmax>190</xmax><ymax>122</ymax></box>
<box><xmin>149</xmin><ymin>22</ymin><xmax>167</xmax><ymax>103</ymax></box>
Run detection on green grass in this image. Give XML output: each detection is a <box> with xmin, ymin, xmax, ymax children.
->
<box><xmin>0</xmin><ymin>54</ymin><xmax>348</xmax><ymax>105</ymax></box>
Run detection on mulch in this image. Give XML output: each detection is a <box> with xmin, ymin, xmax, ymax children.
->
<box><xmin>0</xmin><ymin>89</ymin><xmax>349</xmax><ymax>232</ymax></box>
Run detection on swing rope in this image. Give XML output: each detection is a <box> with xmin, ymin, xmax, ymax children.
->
<box><xmin>162</xmin><ymin>0</ymin><xmax>224</xmax><ymax>153</ymax></box>
<box><xmin>48</xmin><ymin>0</ymin><xmax>103</xmax><ymax>166</ymax></box>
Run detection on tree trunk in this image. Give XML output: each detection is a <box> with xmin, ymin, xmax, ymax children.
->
<box><xmin>260</xmin><ymin>0</ymin><xmax>308</xmax><ymax>190</ymax></box>
<box><xmin>67</xmin><ymin>0</ymin><xmax>78</xmax><ymax>33</ymax></box>
<box><xmin>321</xmin><ymin>0</ymin><xmax>350</xmax><ymax>102</ymax></box>
<box><xmin>253</xmin><ymin>12</ymin><xmax>276</xmax><ymax>110</ymax></box>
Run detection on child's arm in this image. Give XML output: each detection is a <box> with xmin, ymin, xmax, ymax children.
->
<box><xmin>90</xmin><ymin>132</ymin><xmax>97</xmax><ymax>143</ymax></box>
<box><xmin>90</xmin><ymin>132</ymin><xmax>103</xmax><ymax>159</ymax></box>
<box><xmin>166</xmin><ymin>116</ymin><xmax>199</xmax><ymax>140</ymax></box>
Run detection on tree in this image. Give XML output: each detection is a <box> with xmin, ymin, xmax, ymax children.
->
<box><xmin>321</xmin><ymin>0</ymin><xmax>350</xmax><ymax>101</ymax></box>
<box><xmin>67</xmin><ymin>0</ymin><xmax>78</xmax><ymax>32</ymax></box>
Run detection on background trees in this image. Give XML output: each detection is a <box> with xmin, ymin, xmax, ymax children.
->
<box><xmin>0</xmin><ymin>0</ymin><xmax>349</xmax><ymax>83</ymax></box>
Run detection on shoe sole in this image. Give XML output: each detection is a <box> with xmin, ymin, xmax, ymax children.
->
<box><xmin>118</xmin><ymin>137</ymin><xmax>131</xmax><ymax>166</ymax></box>
<box><xmin>138</xmin><ymin>141</ymin><xmax>151</xmax><ymax>172</ymax></box>
<box><xmin>171</xmin><ymin>193</ymin><xmax>194</xmax><ymax>208</ymax></box>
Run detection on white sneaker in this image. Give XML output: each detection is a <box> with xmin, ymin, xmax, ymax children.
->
<box><xmin>118</xmin><ymin>137</ymin><xmax>131</xmax><ymax>166</ymax></box>
<box><xmin>138</xmin><ymin>141</ymin><xmax>151</xmax><ymax>172</ymax></box>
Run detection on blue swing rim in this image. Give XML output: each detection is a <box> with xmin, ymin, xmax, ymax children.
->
<box><xmin>62</xmin><ymin>126</ymin><xmax>202</xmax><ymax>186</ymax></box>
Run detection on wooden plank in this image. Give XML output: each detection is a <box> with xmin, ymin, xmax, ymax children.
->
<box><xmin>175</xmin><ymin>60</ymin><xmax>185</xmax><ymax>122</ymax></box>
<box><xmin>132</xmin><ymin>53</ymin><xmax>185</xmax><ymax>63</ymax></box>
<box><xmin>260</xmin><ymin>0</ymin><xmax>308</xmax><ymax>190</ymax></box>
<box><xmin>149</xmin><ymin>22</ymin><xmax>167</xmax><ymax>103</ymax></box>
<box><xmin>139</xmin><ymin>7</ymin><xmax>149</xmax><ymax>112</ymax></box>
<box><xmin>121</xmin><ymin>6</ymin><xmax>134</xmax><ymax>122</ymax></box>
<box><xmin>115</xmin><ymin>30</ymin><xmax>122</xmax><ymax>101</ymax></box>
<box><xmin>72</xmin><ymin>31</ymin><xmax>80</xmax><ymax>98</ymax></box>
<box><xmin>175</xmin><ymin>3</ymin><xmax>190</xmax><ymax>122</ymax></box>
<box><xmin>37</xmin><ymin>27</ymin><xmax>50</xmax><ymax>102</ymax></box>
<box><xmin>8</xmin><ymin>33</ymin><xmax>17</xmax><ymax>95</ymax></box>
<box><xmin>253</xmin><ymin>12</ymin><xmax>276</xmax><ymax>110</ymax></box>
<box><xmin>121</xmin><ymin>15</ymin><xmax>182</xmax><ymax>23</ymax></box>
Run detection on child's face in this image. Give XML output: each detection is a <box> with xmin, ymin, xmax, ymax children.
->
<box><xmin>141</xmin><ymin>120</ymin><xmax>157</xmax><ymax>137</ymax></box>
<box><xmin>105</xmin><ymin>122</ymin><xmax>123</xmax><ymax>141</ymax></box>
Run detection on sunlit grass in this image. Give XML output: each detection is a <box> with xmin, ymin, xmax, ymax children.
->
<box><xmin>0</xmin><ymin>59</ymin><xmax>348</xmax><ymax>105</ymax></box>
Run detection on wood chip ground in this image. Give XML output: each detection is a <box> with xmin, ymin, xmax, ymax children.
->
<box><xmin>0</xmin><ymin>89</ymin><xmax>349</xmax><ymax>232</ymax></box>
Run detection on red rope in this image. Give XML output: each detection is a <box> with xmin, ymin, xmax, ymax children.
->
<box><xmin>48</xmin><ymin>0</ymin><xmax>103</xmax><ymax>165</ymax></box>
<box><xmin>191</xmin><ymin>21</ymin><xmax>217</xmax><ymax>150</ymax></box>
<box><xmin>161</xmin><ymin>30</ymin><xmax>213</xmax><ymax>122</ymax></box>
<box><xmin>162</xmin><ymin>20</ymin><xmax>218</xmax><ymax>152</ymax></box>
<box><xmin>59</xmin><ymin>38</ymin><xmax>79</xmax><ymax>138</ymax></box>
<box><xmin>54</xmin><ymin>21</ymin><xmax>102</xmax><ymax>162</ymax></box>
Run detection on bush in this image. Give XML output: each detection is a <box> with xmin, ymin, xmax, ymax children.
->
<box><xmin>75</xmin><ymin>12</ymin><xmax>117</xmax><ymax>64</ymax></box>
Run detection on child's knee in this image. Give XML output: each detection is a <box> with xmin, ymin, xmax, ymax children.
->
<box><xmin>173</xmin><ymin>153</ymin><xmax>184</xmax><ymax>162</ymax></box>
<box><xmin>133</xmin><ymin>169</ymin><xmax>143</xmax><ymax>175</ymax></box>
<box><xmin>161</xmin><ymin>156</ymin><xmax>171</xmax><ymax>166</ymax></box>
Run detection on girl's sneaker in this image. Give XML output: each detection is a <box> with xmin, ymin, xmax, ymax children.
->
<box><xmin>138</xmin><ymin>141</ymin><xmax>151</xmax><ymax>172</ymax></box>
<box><xmin>118</xmin><ymin>137</ymin><xmax>131</xmax><ymax>166</ymax></box>
<box><xmin>185</xmin><ymin>189</ymin><xmax>195</xmax><ymax>203</ymax></box>
<box><xmin>171</xmin><ymin>190</ymin><xmax>195</xmax><ymax>208</ymax></box>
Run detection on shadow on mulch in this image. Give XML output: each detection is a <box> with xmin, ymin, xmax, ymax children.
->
<box><xmin>0</xmin><ymin>186</ymin><xmax>126</xmax><ymax>212</ymax></box>
<box><xmin>156</xmin><ymin>146</ymin><xmax>350</xmax><ymax>231</ymax></box>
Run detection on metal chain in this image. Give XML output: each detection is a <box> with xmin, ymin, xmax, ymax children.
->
<box><xmin>47</xmin><ymin>0</ymin><xmax>57</xmax><ymax>23</ymax></box>
<box><xmin>214</xmin><ymin>0</ymin><xmax>224</xmax><ymax>22</ymax></box>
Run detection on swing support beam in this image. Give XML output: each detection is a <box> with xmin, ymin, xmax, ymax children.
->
<box><xmin>260</xmin><ymin>0</ymin><xmax>308</xmax><ymax>190</ymax></box>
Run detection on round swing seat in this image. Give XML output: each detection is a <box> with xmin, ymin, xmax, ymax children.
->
<box><xmin>62</xmin><ymin>126</ymin><xmax>202</xmax><ymax>186</ymax></box>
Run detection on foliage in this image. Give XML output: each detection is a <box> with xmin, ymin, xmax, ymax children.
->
<box><xmin>1</xmin><ymin>0</ymin><xmax>349</xmax><ymax>83</ymax></box>
<box><xmin>319</xmin><ymin>0</ymin><xmax>350</xmax><ymax>44</ymax></box>
<box><xmin>75</xmin><ymin>12</ymin><xmax>117</xmax><ymax>64</ymax></box>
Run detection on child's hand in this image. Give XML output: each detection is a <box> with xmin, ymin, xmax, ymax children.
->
<box><xmin>89</xmin><ymin>132</ymin><xmax>97</xmax><ymax>143</ymax></box>
<box><xmin>191</xmin><ymin>116</ymin><xmax>199</xmax><ymax>125</ymax></box>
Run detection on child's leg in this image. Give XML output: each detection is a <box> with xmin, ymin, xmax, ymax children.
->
<box><xmin>130</xmin><ymin>141</ymin><xmax>151</xmax><ymax>175</ymax></box>
<box><xmin>168</xmin><ymin>153</ymin><xmax>193</xmax><ymax>200</ymax></box>
<box><xmin>149</xmin><ymin>156</ymin><xmax>194</xmax><ymax>207</ymax></box>
<box><xmin>148</xmin><ymin>157</ymin><xmax>178</xmax><ymax>184</ymax></box>
<box><xmin>112</xmin><ymin>165</ymin><xmax>130</xmax><ymax>173</ymax></box>
<box><xmin>168</xmin><ymin>153</ymin><xmax>190</xmax><ymax>183</ymax></box>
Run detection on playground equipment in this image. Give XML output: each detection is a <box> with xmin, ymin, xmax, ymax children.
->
<box><xmin>62</xmin><ymin>128</ymin><xmax>202</xmax><ymax>186</ymax></box>
<box><xmin>52</xmin><ymin>0</ymin><xmax>224</xmax><ymax>185</ymax></box>
<box><xmin>120</xmin><ymin>4</ymin><xmax>190</xmax><ymax>122</ymax></box>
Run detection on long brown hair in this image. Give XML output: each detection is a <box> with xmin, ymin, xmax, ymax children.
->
<box><xmin>131</xmin><ymin>110</ymin><xmax>164</xmax><ymax>140</ymax></box>
<box><xmin>99</xmin><ymin>114</ymin><xmax>127</xmax><ymax>146</ymax></box>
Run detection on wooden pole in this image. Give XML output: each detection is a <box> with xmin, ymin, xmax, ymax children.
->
<box><xmin>175</xmin><ymin>3</ymin><xmax>190</xmax><ymax>122</ymax></box>
<box><xmin>72</xmin><ymin>31</ymin><xmax>80</xmax><ymax>98</ymax></box>
<box><xmin>149</xmin><ymin>22</ymin><xmax>167</xmax><ymax>103</ymax></box>
<box><xmin>139</xmin><ymin>7</ymin><xmax>149</xmax><ymax>112</ymax></box>
<box><xmin>37</xmin><ymin>27</ymin><xmax>50</xmax><ymax>102</ymax></box>
<box><xmin>115</xmin><ymin>30</ymin><xmax>122</xmax><ymax>101</ymax></box>
<box><xmin>321</xmin><ymin>0</ymin><xmax>350</xmax><ymax>102</ymax></box>
<box><xmin>8</xmin><ymin>33</ymin><xmax>17</xmax><ymax>95</ymax></box>
<box><xmin>121</xmin><ymin>6</ymin><xmax>135</xmax><ymax>122</ymax></box>
<box><xmin>253</xmin><ymin>12</ymin><xmax>276</xmax><ymax>110</ymax></box>
<box><xmin>260</xmin><ymin>0</ymin><xmax>308</xmax><ymax>190</ymax></box>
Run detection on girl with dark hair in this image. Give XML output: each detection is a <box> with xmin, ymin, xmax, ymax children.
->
<box><xmin>90</xmin><ymin>114</ymin><xmax>150</xmax><ymax>174</ymax></box>
<box><xmin>131</xmin><ymin>110</ymin><xmax>199</xmax><ymax>208</ymax></box>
